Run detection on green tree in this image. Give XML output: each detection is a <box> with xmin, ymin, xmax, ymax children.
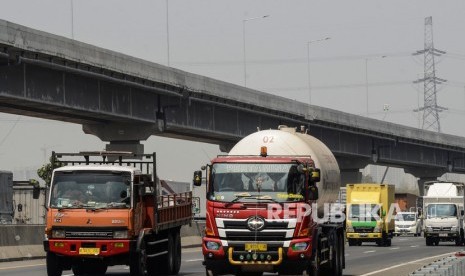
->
<box><xmin>37</xmin><ymin>156</ymin><xmax>64</xmax><ymax>186</ymax></box>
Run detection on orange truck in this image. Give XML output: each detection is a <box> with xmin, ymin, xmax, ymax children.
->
<box><xmin>43</xmin><ymin>151</ymin><xmax>192</xmax><ymax>276</ymax></box>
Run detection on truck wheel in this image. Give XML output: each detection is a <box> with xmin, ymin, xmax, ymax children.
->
<box><xmin>328</xmin><ymin>231</ymin><xmax>343</xmax><ymax>276</ymax></box>
<box><xmin>160</xmin><ymin>232</ymin><xmax>175</xmax><ymax>275</ymax></box>
<box><xmin>425</xmin><ymin>237</ymin><xmax>433</xmax><ymax>246</ymax></box>
<box><xmin>206</xmin><ymin>268</ymin><xmax>218</xmax><ymax>276</ymax></box>
<box><xmin>385</xmin><ymin>238</ymin><xmax>392</xmax><ymax>247</ymax></box>
<box><xmin>130</xmin><ymin>238</ymin><xmax>147</xmax><ymax>276</ymax></box>
<box><xmin>46</xmin><ymin>252</ymin><xmax>63</xmax><ymax>276</ymax></box>
<box><xmin>309</xmin><ymin>236</ymin><xmax>321</xmax><ymax>276</ymax></box>
<box><xmin>172</xmin><ymin>230</ymin><xmax>182</xmax><ymax>275</ymax></box>
<box><xmin>348</xmin><ymin>239</ymin><xmax>357</xmax><ymax>246</ymax></box>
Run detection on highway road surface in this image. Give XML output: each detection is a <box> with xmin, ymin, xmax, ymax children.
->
<box><xmin>0</xmin><ymin>236</ymin><xmax>462</xmax><ymax>276</ymax></box>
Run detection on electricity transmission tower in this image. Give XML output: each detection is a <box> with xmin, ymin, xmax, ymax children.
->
<box><xmin>413</xmin><ymin>16</ymin><xmax>447</xmax><ymax>132</ymax></box>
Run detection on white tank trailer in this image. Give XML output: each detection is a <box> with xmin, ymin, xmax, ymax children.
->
<box><xmin>228</xmin><ymin>125</ymin><xmax>341</xmax><ymax>215</ymax></box>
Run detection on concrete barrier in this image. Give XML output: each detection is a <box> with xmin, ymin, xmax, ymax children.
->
<box><xmin>0</xmin><ymin>222</ymin><xmax>204</xmax><ymax>262</ymax></box>
<box><xmin>0</xmin><ymin>225</ymin><xmax>44</xmax><ymax>246</ymax></box>
<box><xmin>409</xmin><ymin>253</ymin><xmax>465</xmax><ymax>275</ymax></box>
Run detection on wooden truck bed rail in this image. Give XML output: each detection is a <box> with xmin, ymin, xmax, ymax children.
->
<box><xmin>155</xmin><ymin>191</ymin><xmax>193</xmax><ymax>231</ymax></box>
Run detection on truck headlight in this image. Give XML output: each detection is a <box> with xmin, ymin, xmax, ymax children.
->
<box><xmin>373</xmin><ymin>226</ymin><xmax>381</xmax><ymax>232</ymax></box>
<box><xmin>426</xmin><ymin>226</ymin><xmax>432</xmax><ymax>232</ymax></box>
<box><xmin>113</xmin><ymin>230</ymin><xmax>128</xmax><ymax>239</ymax></box>
<box><xmin>346</xmin><ymin>226</ymin><xmax>354</xmax><ymax>233</ymax></box>
<box><xmin>205</xmin><ymin>241</ymin><xmax>220</xmax><ymax>250</ymax></box>
<box><xmin>52</xmin><ymin>229</ymin><xmax>66</xmax><ymax>238</ymax></box>
<box><xmin>451</xmin><ymin>226</ymin><xmax>458</xmax><ymax>232</ymax></box>
<box><xmin>292</xmin><ymin>242</ymin><xmax>308</xmax><ymax>251</ymax></box>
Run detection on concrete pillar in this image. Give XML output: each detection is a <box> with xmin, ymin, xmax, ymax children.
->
<box><xmin>83</xmin><ymin>123</ymin><xmax>162</xmax><ymax>154</ymax></box>
<box><xmin>336</xmin><ymin>157</ymin><xmax>368</xmax><ymax>188</ymax></box>
<box><xmin>340</xmin><ymin>169</ymin><xmax>363</xmax><ymax>187</ymax></box>
<box><xmin>404</xmin><ymin>167</ymin><xmax>446</xmax><ymax>196</ymax></box>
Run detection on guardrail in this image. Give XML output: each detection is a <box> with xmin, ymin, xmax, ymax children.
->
<box><xmin>409</xmin><ymin>252</ymin><xmax>465</xmax><ymax>275</ymax></box>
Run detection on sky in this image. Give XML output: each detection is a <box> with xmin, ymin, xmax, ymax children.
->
<box><xmin>0</xmin><ymin>0</ymin><xmax>465</xmax><ymax>184</ymax></box>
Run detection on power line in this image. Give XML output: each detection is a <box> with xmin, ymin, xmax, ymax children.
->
<box><xmin>172</xmin><ymin>51</ymin><xmax>415</xmax><ymax>66</ymax></box>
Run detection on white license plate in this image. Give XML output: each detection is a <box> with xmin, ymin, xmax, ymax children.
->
<box><xmin>439</xmin><ymin>233</ymin><xmax>448</xmax><ymax>237</ymax></box>
<box><xmin>359</xmin><ymin>233</ymin><xmax>368</xmax><ymax>237</ymax></box>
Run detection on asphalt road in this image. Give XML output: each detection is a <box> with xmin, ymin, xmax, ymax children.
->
<box><xmin>0</xmin><ymin>236</ymin><xmax>462</xmax><ymax>276</ymax></box>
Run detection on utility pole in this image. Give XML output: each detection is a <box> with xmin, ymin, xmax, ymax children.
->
<box><xmin>413</xmin><ymin>16</ymin><xmax>447</xmax><ymax>132</ymax></box>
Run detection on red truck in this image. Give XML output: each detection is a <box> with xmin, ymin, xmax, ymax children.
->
<box><xmin>194</xmin><ymin>126</ymin><xmax>345</xmax><ymax>276</ymax></box>
<box><xmin>44</xmin><ymin>151</ymin><xmax>192</xmax><ymax>276</ymax></box>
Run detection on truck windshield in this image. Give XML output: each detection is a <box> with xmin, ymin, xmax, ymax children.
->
<box><xmin>49</xmin><ymin>171</ymin><xmax>131</xmax><ymax>209</ymax></box>
<box><xmin>426</xmin><ymin>204</ymin><xmax>457</xmax><ymax>218</ymax></box>
<box><xmin>209</xmin><ymin>163</ymin><xmax>305</xmax><ymax>203</ymax></box>
<box><xmin>348</xmin><ymin>204</ymin><xmax>381</xmax><ymax>221</ymax></box>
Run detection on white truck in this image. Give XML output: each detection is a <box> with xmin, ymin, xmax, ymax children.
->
<box><xmin>422</xmin><ymin>181</ymin><xmax>465</xmax><ymax>246</ymax></box>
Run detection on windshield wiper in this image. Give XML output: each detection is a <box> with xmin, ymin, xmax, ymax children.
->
<box><xmin>225</xmin><ymin>193</ymin><xmax>251</xmax><ymax>207</ymax></box>
<box><xmin>253</xmin><ymin>195</ymin><xmax>281</xmax><ymax>204</ymax></box>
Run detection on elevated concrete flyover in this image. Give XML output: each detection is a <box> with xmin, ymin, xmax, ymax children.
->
<box><xmin>0</xmin><ymin>19</ymin><xmax>465</xmax><ymax>188</ymax></box>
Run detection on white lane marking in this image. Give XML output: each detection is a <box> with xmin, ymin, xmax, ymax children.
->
<box><xmin>0</xmin><ymin>264</ymin><xmax>44</xmax><ymax>270</ymax></box>
<box><xmin>363</xmin><ymin>250</ymin><xmax>376</xmax><ymax>253</ymax></box>
<box><xmin>359</xmin><ymin>251</ymin><xmax>457</xmax><ymax>276</ymax></box>
<box><xmin>410</xmin><ymin>245</ymin><xmax>419</xmax><ymax>248</ymax></box>
<box><xmin>390</xmin><ymin>247</ymin><xmax>400</xmax><ymax>250</ymax></box>
<box><xmin>397</xmin><ymin>238</ymin><xmax>408</xmax><ymax>241</ymax></box>
<box><xmin>185</xmin><ymin>258</ymin><xmax>204</xmax><ymax>262</ymax></box>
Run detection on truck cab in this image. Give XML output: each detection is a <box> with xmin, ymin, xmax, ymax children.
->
<box><xmin>423</xmin><ymin>181</ymin><xmax>465</xmax><ymax>246</ymax></box>
<box><xmin>346</xmin><ymin>183</ymin><xmax>395</xmax><ymax>247</ymax></box>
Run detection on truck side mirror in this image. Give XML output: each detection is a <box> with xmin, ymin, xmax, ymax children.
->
<box><xmin>461</xmin><ymin>210</ymin><xmax>464</xmax><ymax>216</ymax></box>
<box><xmin>193</xmin><ymin>171</ymin><xmax>202</xmax><ymax>186</ymax></box>
<box><xmin>310</xmin><ymin>168</ymin><xmax>320</xmax><ymax>183</ymax></box>
<box><xmin>382</xmin><ymin>210</ymin><xmax>386</xmax><ymax>217</ymax></box>
<box><xmin>308</xmin><ymin>186</ymin><xmax>319</xmax><ymax>200</ymax></box>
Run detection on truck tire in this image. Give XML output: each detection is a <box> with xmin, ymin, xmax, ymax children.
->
<box><xmin>130</xmin><ymin>238</ymin><xmax>147</xmax><ymax>276</ymax></box>
<box><xmin>206</xmin><ymin>268</ymin><xmax>218</xmax><ymax>276</ymax></box>
<box><xmin>160</xmin><ymin>232</ymin><xmax>175</xmax><ymax>275</ymax></box>
<box><xmin>327</xmin><ymin>230</ymin><xmax>343</xmax><ymax>276</ymax></box>
<box><xmin>172</xmin><ymin>230</ymin><xmax>182</xmax><ymax>275</ymax></box>
<box><xmin>348</xmin><ymin>239</ymin><xmax>357</xmax><ymax>246</ymax></box>
<box><xmin>425</xmin><ymin>237</ymin><xmax>433</xmax><ymax>246</ymax></box>
<box><xmin>46</xmin><ymin>252</ymin><xmax>63</xmax><ymax>276</ymax></box>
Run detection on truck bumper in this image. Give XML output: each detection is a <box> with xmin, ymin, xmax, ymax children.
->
<box><xmin>44</xmin><ymin>239</ymin><xmax>134</xmax><ymax>257</ymax></box>
<box><xmin>202</xmin><ymin>237</ymin><xmax>312</xmax><ymax>274</ymax></box>
<box><xmin>425</xmin><ymin>232</ymin><xmax>459</xmax><ymax>239</ymax></box>
<box><xmin>347</xmin><ymin>232</ymin><xmax>382</xmax><ymax>239</ymax></box>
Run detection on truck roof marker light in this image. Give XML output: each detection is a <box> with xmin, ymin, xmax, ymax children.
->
<box><xmin>260</xmin><ymin>146</ymin><xmax>267</xmax><ymax>157</ymax></box>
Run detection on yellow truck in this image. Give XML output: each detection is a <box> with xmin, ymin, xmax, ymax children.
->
<box><xmin>346</xmin><ymin>183</ymin><xmax>395</xmax><ymax>247</ymax></box>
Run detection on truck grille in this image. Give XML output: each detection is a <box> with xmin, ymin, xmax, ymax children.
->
<box><xmin>353</xmin><ymin>226</ymin><xmax>375</xmax><ymax>233</ymax></box>
<box><xmin>53</xmin><ymin>227</ymin><xmax>126</xmax><ymax>239</ymax></box>
<box><xmin>217</xmin><ymin>218</ymin><xmax>296</xmax><ymax>241</ymax></box>
<box><xmin>432</xmin><ymin>227</ymin><xmax>452</xmax><ymax>232</ymax></box>
<box><xmin>65</xmin><ymin>231</ymin><xmax>113</xmax><ymax>239</ymax></box>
